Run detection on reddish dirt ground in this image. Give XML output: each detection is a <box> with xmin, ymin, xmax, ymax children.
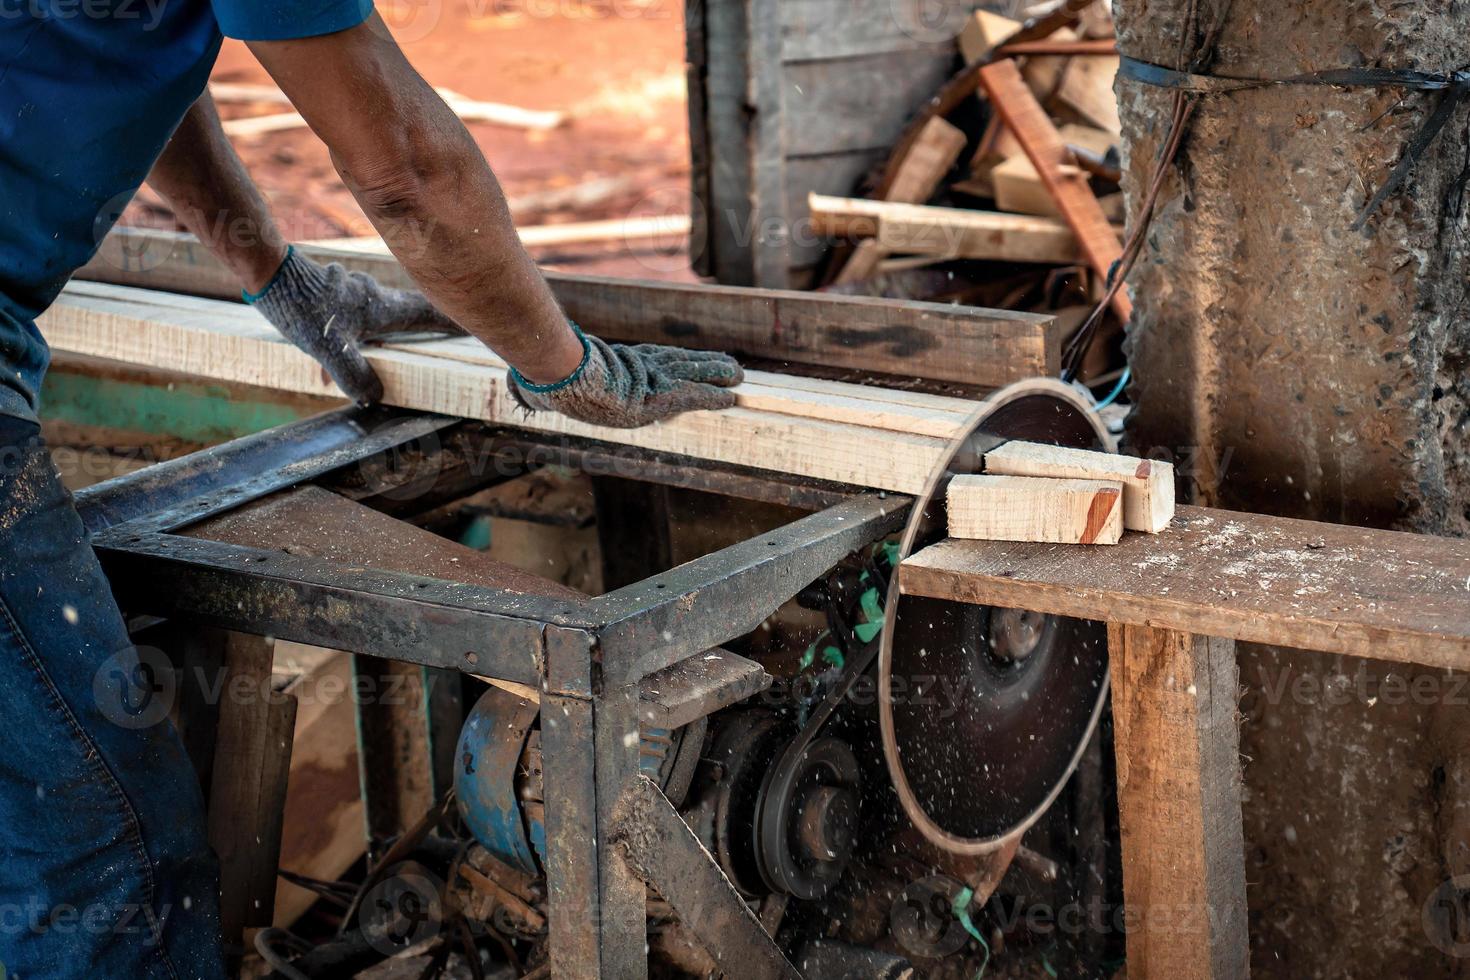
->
<box><xmin>129</xmin><ymin>0</ymin><xmax>696</xmax><ymax>281</ymax></box>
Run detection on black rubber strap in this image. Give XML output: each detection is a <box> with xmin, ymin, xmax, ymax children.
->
<box><xmin>1119</xmin><ymin>55</ymin><xmax>1470</xmax><ymax>228</ymax></box>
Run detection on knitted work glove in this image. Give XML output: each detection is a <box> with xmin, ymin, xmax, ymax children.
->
<box><xmin>511</xmin><ymin>325</ymin><xmax>743</xmax><ymax>428</ymax></box>
<box><xmin>247</xmin><ymin>246</ymin><xmax>467</xmax><ymax>405</ymax></box>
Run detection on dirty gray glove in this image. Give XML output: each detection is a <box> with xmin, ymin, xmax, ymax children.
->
<box><xmin>510</xmin><ymin>325</ymin><xmax>743</xmax><ymax>428</ymax></box>
<box><xmin>246</xmin><ymin>246</ymin><xmax>467</xmax><ymax>405</ymax></box>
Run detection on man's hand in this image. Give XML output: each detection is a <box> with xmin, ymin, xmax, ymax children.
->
<box><xmin>248</xmin><ymin>248</ymin><xmax>466</xmax><ymax>405</ymax></box>
<box><xmin>511</xmin><ymin>329</ymin><xmax>743</xmax><ymax>428</ymax></box>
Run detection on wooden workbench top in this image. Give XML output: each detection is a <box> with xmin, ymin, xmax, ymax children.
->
<box><xmin>901</xmin><ymin>505</ymin><xmax>1470</xmax><ymax>670</ymax></box>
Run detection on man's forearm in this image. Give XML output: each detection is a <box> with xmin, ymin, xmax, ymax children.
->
<box><xmin>329</xmin><ymin>117</ymin><xmax>584</xmax><ymax>384</ymax></box>
<box><xmin>250</xmin><ymin>17</ymin><xmax>584</xmax><ymax>384</ymax></box>
<box><xmin>146</xmin><ymin>94</ymin><xmax>288</xmax><ymax>295</ymax></box>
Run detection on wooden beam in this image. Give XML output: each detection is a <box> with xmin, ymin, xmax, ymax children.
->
<box><xmin>299</xmin><ymin>214</ymin><xmax>692</xmax><ymax>251</ymax></box>
<box><xmin>977</xmin><ymin>58</ymin><xmax>1131</xmax><ymax>321</ymax></box>
<box><xmin>984</xmin><ymin>440</ymin><xmax>1173</xmax><ymax>532</ymax></box>
<box><xmin>834</xmin><ymin>117</ymin><xmax>968</xmax><ymax>285</ymax></box>
<box><xmin>1109</xmin><ymin>624</ymin><xmax>1248</xmax><ymax>980</ymax></box>
<box><xmin>213</xmin><ymin>83</ymin><xmax>564</xmax><ymax>132</ymax></box>
<box><xmin>40</xmin><ymin>282</ymin><xmax>961</xmax><ymax>494</ymax></box>
<box><xmin>809</xmin><ymin>194</ymin><xmax>1082</xmax><ymax>264</ymax></box>
<box><xmin>207</xmin><ymin>632</ymin><xmax>295</xmax><ymax>943</ymax></box>
<box><xmin>947</xmin><ymin>473</ymin><xmax>1123</xmax><ymax>544</ymax></box>
<box><xmin>899</xmin><ymin>505</ymin><xmax>1470</xmax><ymax>671</ymax></box>
<box><xmin>76</xmin><ymin>228</ymin><xmax>1057</xmax><ymax>387</ymax></box>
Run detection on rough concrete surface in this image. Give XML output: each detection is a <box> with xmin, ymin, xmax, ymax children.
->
<box><xmin>1114</xmin><ymin>0</ymin><xmax>1470</xmax><ymax>975</ymax></box>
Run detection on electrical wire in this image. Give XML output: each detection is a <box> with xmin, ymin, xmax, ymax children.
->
<box><xmin>254</xmin><ymin>928</ymin><xmax>313</xmax><ymax>980</ymax></box>
<box><xmin>1093</xmin><ymin>366</ymin><xmax>1131</xmax><ymax>410</ymax></box>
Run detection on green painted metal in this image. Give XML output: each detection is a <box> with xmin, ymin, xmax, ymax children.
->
<box><xmin>40</xmin><ymin>369</ymin><xmax>315</xmax><ymax>443</ymax></box>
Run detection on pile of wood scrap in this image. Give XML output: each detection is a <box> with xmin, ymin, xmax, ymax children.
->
<box><xmin>812</xmin><ymin>0</ymin><xmax>1127</xmax><ymax>383</ymax></box>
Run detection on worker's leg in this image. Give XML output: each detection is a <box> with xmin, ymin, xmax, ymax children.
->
<box><xmin>0</xmin><ymin>416</ymin><xmax>224</xmax><ymax>979</ymax></box>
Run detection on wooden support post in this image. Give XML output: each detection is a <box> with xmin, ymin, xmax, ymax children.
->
<box><xmin>1108</xmin><ymin>624</ymin><xmax>1248</xmax><ymax>979</ymax></box>
<box><xmin>540</xmin><ymin>690</ymin><xmax>602</xmax><ymax>978</ymax></box>
<box><xmin>206</xmin><ymin>632</ymin><xmax>297</xmax><ymax>945</ymax></box>
<box><xmin>352</xmin><ymin>656</ymin><xmax>452</xmax><ymax>857</ymax></box>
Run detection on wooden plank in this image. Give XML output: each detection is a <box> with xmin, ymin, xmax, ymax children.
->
<box><xmin>215</xmin><ymin>86</ymin><xmax>564</xmax><ymax>134</ymax></box>
<box><xmin>984</xmin><ymin>440</ymin><xmax>1173</xmax><ymax>532</ymax></box>
<box><xmin>299</xmin><ymin>214</ymin><xmax>692</xmax><ymax>251</ymax></box>
<box><xmin>207</xmin><ymin>633</ymin><xmax>295</xmax><ymax>942</ymax></box>
<box><xmin>358</xmin><ymin>328</ymin><xmax>975</xmax><ymax>438</ymax></box>
<box><xmin>977</xmin><ymin>59</ymin><xmax>1131</xmax><ymax>321</ymax></box>
<box><xmin>810</xmin><ymin>193</ymin><xmax>1082</xmax><ymax>264</ymax></box>
<box><xmin>899</xmin><ymin>505</ymin><xmax>1470</xmax><ymax>671</ymax></box>
<box><xmin>56</xmin><ymin>279</ymin><xmax>977</xmax><ymax>437</ymax></box>
<box><xmin>699</xmin><ymin>0</ymin><xmax>788</xmax><ymax>286</ymax></box>
<box><xmin>947</xmin><ymin>473</ymin><xmax>1122</xmax><ymax>544</ymax></box>
<box><xmin>76</xmin><ymin>227</ymin><xmax>1056</xmax><ymax>387</ymax></box>
<box><xmin>834</xmin><ymin>117</ymin><xmax>967</xmax><ymax>285</ymax></box>
<box><xmin>1109</xmin><ymin>625</ymin><xmax>1248</xmax><ymax>980</ymax></box>
<box><xmin>40</xmin><ymin>282</ymin><xmax>958</xmax><ymax>494</ymax></box>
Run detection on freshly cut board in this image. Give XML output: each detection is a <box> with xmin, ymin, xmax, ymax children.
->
<box><xmin>948</xmin><ymin>474</ymin><xmax>1123</xmax><ymax>545</ymax></box>
<box><xmin>984</xmin><ymin>440</ymin><xmax>1174</xmax><ymax>532</ymax></box>
<box><xmin>40</xmin><ymin>282</ymin><xmax>976</xmax><ymax>494</ymax></box>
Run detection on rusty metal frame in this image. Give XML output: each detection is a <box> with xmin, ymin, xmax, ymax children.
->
<box><xmin>81</xmin><ymin>407</ymin><xmax>908</xmax><ymax>979</ymax></box>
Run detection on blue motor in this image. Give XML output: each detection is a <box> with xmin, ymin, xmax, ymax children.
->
<box><xmin>454</xmin><ymin>685</ymin><xmax>705</xmax><ymax>873</ymax></box>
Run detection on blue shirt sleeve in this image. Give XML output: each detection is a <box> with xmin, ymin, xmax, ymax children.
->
<box><xmin>212</xmin><ymin>0</ymin><xmax>375</xmax><ymax>41</ymax></box>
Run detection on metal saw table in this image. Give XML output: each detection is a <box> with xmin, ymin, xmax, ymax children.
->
<box><xmin>76</xmin><ymin>405</ymin><xmax>907</xmax><ymax>979</ymax></box>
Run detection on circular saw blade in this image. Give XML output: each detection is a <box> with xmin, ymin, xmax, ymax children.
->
<box><xmin>879</xmin><ymin>378</ymin><xmax>1112</xmax><ymax>855</ymax></box>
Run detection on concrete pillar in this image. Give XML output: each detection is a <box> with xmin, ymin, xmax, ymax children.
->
<box><xmin>1113</xmin><ymin>0</ymin><xmax>1470</xmax><ymax>974</ymax></box>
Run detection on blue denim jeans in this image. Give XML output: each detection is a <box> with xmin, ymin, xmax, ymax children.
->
<box><xmin>0</xmin><ymin>416</ymin><xmax>224</xmax><ymax>979</ymax></box>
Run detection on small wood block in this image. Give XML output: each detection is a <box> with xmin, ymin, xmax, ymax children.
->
<box><xmin>984</xmin><ymin>440</ymin><xmax>1174</xmax><ymax>533</ymax></box>
<box><xmin>959</xmin><ymin>11</ymin><xmax>1071</xmax><ymax>94</ymax></box>
<box><xmin>948</xmin><ymin>473</ymin><xmax>1123</xmax><ymax>545</ymax></box>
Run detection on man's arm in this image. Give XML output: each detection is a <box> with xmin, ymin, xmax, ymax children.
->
<box><xmin>247</xmin><ymin>15</ymin><xmax>584</xmax><ymax>385</ymax></box>
<box><xmin>147</xmin><ymin>94</ymin><xmax>288</xmax><ymax>295</ymax></box>
<box><xmin>148</xmin><ymin>93</ymin><xmax>468</xmax><ymax>404</ymax></box>
<box><xmin>151</xmin><ymin>16</ymin><xmax>741</xmax><ymax>425</ymax></box>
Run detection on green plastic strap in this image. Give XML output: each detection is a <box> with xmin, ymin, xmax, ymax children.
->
<box><xmin>952</xmin><ymin>886</ymin><xmax>991</xmax><ymax>980</ymax></box>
